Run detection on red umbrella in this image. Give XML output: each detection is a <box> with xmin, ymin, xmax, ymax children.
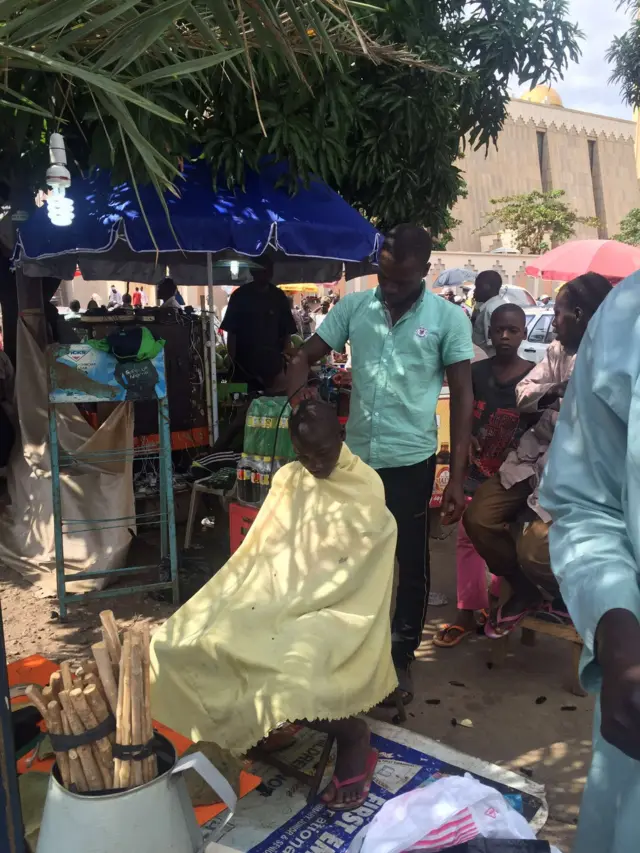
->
<box><xmin>525</xmin><ymin>239</ymin><xmax>640</xmax><ymax>284</ymax></box>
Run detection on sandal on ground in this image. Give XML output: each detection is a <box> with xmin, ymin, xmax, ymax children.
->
<box><xmin>433</xmin><ymin>624</ymin><xmax>472</xmax><ymax>648</ymax></box>
<box><xmin>484</xmin><ymin>602</ymin><xmax>531</xmax><ymax>639</ymax></box>
<box><xmin>476</xmin><ymin>609</ymin><xmax>489</xmax><ymax>628</ymax></box>
<box><xmin>531</xmin><ymin>601</ymin><xmax>572</xmax><ymax>625</ymax></box>
<box><xmin>322</xmin><ymin>748</ymin><xmax>379</xmax><ymax>811</ymax></box>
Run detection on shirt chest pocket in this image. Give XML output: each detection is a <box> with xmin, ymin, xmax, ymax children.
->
<box><xmin>393</xmin><ymin>331</ymin><xmax>441</xmax><ymax>372</ymax></box>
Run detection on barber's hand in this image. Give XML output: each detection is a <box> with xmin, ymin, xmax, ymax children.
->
<box><xmin>289</xmin><ymin>385</ymin><xmax>317</xmax><ymax>409</ymax></box>
<box><xmin>332</xmin><ymin>369</ymin><xmax>352</xmax><ymax>388</ymax></box>
<box><xmin>598</xmin><ymin>610</ymin><xmax>640</xmax><ymax>760</ymax></box>
<box><xmin>440</xmin><ymin>479</ymin><xmax>465</xmax><ymax>526</ymax></box>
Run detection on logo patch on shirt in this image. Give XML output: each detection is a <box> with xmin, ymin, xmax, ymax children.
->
<box><xmin>415</xmin><ymin>326</ymin><xmax>427</xmax><ymax>338</ymax></box>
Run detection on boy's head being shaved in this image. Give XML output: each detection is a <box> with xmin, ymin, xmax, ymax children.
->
<box><xmin>290</xmin><ymin>399</ymin><xmax>341</xmax><ymax>479</ymax></box>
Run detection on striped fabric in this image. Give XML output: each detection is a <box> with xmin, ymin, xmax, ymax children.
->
<box><xmin>408</xmin><ymin>807</ymin><xmax>478</xmax><ymax>850</ymax></box>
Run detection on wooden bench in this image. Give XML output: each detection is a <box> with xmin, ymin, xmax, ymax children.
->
<box><xmin>491</xmin><ymin>616</ymin><xmax>586</xmax><ymax>697</ymax></box>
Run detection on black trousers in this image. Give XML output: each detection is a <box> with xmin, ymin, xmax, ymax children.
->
<box><xmin>377</xmin><ymin>456</ymin><xmax>436</xmax><ymax>667</ymax></box>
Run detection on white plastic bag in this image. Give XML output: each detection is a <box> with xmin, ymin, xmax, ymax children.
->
<box><xmin>355</xmin><ymin>774</ymin><xmax>556</xmax><ymax>853</ymax></box>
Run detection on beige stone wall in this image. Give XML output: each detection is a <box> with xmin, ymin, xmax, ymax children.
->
<box><xmin>543</xmin><ymin>126</ymin><xmax>598</xmax><ymax>240</ymax></box>
<box><xmin>451</xmin><ymin>117</ymin><xmax>543</xmax><ymax>251</ymax></box>
<box><xmin>595</xmin><ymin>134</ymin><xmax>640</xmax><ymax>238</ymax></box>
<box><xmin>448</xmin><ymin>98</ymin><xmax>640</xmax><ymax>251</ymax></box>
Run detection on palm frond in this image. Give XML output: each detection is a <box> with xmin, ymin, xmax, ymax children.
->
<box><xmin>0</xmin><ymin>0</ymin><xmax>442</xmax><ymax>195</ymax></box>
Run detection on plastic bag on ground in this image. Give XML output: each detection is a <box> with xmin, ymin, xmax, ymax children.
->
<box><xmin>355</xmin><ymin>774</ymin><xmax>561</xmax><ymax>853</ymax></box>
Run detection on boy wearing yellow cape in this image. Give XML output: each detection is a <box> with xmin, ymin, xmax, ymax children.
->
<box><xmin>150</xmin><ymin>400</ymin><xmax>398</xmax><ymax>810</ymax></box>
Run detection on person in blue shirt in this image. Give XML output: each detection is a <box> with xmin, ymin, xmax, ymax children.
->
<box><xmin>540</xmin><ymin>272</ymin><xmax>640</xmax><ymax>853</ymax></box>
<box><xmin>287</xmin><ymin>224</ymin><xmax>474</xmax><ymax>703</ymax></box>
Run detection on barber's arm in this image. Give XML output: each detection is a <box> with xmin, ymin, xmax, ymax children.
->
<box><xmin>440</xmin><ymin>308</ymin><xmax>475</xmax><ymax>525</ymax></box>
<box><xmin>442</xmin><ymin>360</ymin><xmax>473</xmax><ymax>524</ymax></box>
<box><xmin>286</xmin><ymin>295</ymin><xmax>352</xmax><ymax>404</ymax></box>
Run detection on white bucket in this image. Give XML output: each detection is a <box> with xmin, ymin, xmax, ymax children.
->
<box><xmin>36</xmin><ymin>734</ymin><xmax>236</xmax><ymax>853</ymax></box>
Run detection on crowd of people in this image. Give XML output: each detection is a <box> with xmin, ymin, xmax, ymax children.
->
<box><xmin>37</xmin><ymin>227</ymin><xmax>638</xmax><ymax>848</ymax></box>
<box><xmin>154</xmin><ymin>224</ymin><xmax>637</xmax><ymax>850</ymax></box>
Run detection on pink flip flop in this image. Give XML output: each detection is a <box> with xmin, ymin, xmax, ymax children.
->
<box><xmin>484</xmin><ymin>603</ymin><xmax>530</xmax><ymax>639</ymax></box>
<box><xmin>322</xmin><ymin>748</ymin><xmax>379</xmax><ymax>811</ymax></box>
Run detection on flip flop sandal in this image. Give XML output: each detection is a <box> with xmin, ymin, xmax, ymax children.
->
<box><xmin>322</xmin><ymin>748</ymin><xmax>379</xmax><ymax>812</ymax></box>
<box><xmin>484</xmin><ymin>603</ymin><xmax>530</xmax><ymax>639</ymax></box>
<box><xmin>476</xmin><ymin>609</ymin><xmax>489</xmax><ymax>628</ymax></box>
<box><xmin>533</xmin><ymin>602</ymin><xmax>571</xmax><ymax>625</ymax></box>
<box><xmin>433</xmin><ymin>624</ymin><xmax>472</xmax><ymax>648</ymax></box>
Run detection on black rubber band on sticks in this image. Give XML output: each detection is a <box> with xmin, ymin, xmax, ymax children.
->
<box><xmin>49</xmin><ymin>713</ymin><xmax>116</xmax><ymax>751</ymax></box>
<box><xmin>112</xmin><ymin>735</ymin><xmax>163</xmax><ymax>762</ymax></box>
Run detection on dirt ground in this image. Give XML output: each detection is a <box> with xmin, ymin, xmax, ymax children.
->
<box><xmin>1</xmin><ymin>516</ymin><xmax>590</xmax><ymax>852</ymax></box>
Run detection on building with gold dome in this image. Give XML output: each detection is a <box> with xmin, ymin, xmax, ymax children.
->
<box><xmin>447</xmin><ymin>84</ymin><xmax>640</xmax><ymax>251</ymax></box>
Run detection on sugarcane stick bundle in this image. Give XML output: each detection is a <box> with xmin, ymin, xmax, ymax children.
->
<box><xmin>24</xmin><ymin>686</ymin><xmax>72</xmax><ymax>792</ymax></box>
<box><xmin>49</xmin><ymin>671</ymin><xmax>63</xmax><ymax>698</ymax></box>
<box><xmin>69</xmin><ymin>687</ymin><xmax>114</xmax><ymax>789</ymax></box>
<box><xmin>91</xmin><ymin>641</ymin><xmax>118</xmax><ymax>715</ymax></box>
<box><xmin>140</xmin><ymin>624</ymin><xmax>157</xmax><ymax>782</ymax></box>
<box><xmin>46</xmin><ymin>701</ymin><xmax>71</xmax><ymax>789</ymax></box>
<box><xmin>58</xmin><ymin>690</ymin><xmax>105</xmax><ymax>791</ymax></box>
<box><xmin>100</xmin><ymin>610</ymin><xmax>122</xmax><ymax>675</ymax></box>
<box><xmin>59</xmin><ymin>661</ymin><xmax>74</xmax><ymax>692</ymax></box>
<box><xmin>68</xmin><ymin>749</ymin><xmax>88</xmax><ymax>793</ymax></box>
<box><xmin>115</xmin><ymin>631</ymin><xmax>133</xmax><ymax>789</ymax></box>
<box><xmin>24</xmin><ymin>611</ymin><xmax>157</xmax><ymax>794</ymax></box>
<box><xmin>130</xmin><ymin>633</ymin><xmax>144</xmax><ymax>787</ymax></box>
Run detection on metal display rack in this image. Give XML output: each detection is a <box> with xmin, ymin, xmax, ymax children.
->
<box><xmin>47</xmin><ymin>344</ymin><xmax>179</xmax><ymax>620</ymax></box>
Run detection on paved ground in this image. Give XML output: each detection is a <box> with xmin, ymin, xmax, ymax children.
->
<box><xmin>1</xmin><ymin>519</ymin><xmax>590</xmax><ymax>851</ymax></box>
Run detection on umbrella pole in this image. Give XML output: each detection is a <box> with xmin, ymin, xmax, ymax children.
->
<box><xmin>207</xmin><ymin>253</ymin><xmax>219</xmax><ymax>444</ymax></box>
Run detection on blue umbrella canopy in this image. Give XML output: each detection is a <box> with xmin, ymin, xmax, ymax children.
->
<box><xmin>16</xmin><ymin>159</ymin><xmax>380</xmax><ymax>285</ymax></box>
<box><xmin>434</xmin><ymin>268</ymin><xmax>477</xmax><ymax>288</ymax></box>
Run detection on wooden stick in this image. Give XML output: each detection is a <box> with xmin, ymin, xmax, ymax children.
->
<box><xmin>114</xmin><ymin>632</ymin><xmax>132</xmax><ymax>788</ymax></box>
<box><xmin>130</xmin><ymin>634</ymin><xmax>144</xmax><ymax>787</ymax></box>
<box><xmin>84</xmin><ymin>675</ymin><xmax>114</xmax><ymax>744</ymax></box>
<box><xmin>85</xmin><ymin>660</ymin><xmax>99</xmax><ymax>678</ymax></box>
<box><xmin>69</xmin><ymin>688</ymin><xmax>113</xmax><ymax>789</ymax></box>
<box><xmin>100</xmin><ymin>610</ymin><xmax>122</xmax><ymax>672</ymax></box>
<box><xmin>25</xmin><ymin>685</ymin><xmax>49</xmax><ymax>722</ymax></box>
<box><xmin>42</xmin><ymin>685</ymin><xmax>54</xmax><ymax>707</ymax></box>
<box><xmin>49</xmin><ymin>671</ymin><xmax>63</xmax><ymax>699</ymax></box>
<box><xmin>140</xmin><ymin>624</ymin><xmax>157</xmax><ymax>782</ymax></box>
<box><xmin>46</xmin><ymin>701</ymin><xmax>71</xmax><ymax>789</ymax></box>
<box><xmin>60</xmin><ymin>707</ymin><xmax>88</xmax><ymax>790</ymax></box>
<box><xmin>84</xmin><ymin>672</ymin><xmax>105</xmax><ymax>700</ymax></box>
<box><xmin>58</xmin><ymin>690</ymin><xmax>104</xmax><ymax>792</ymax></box>
<box><xmin>92</xmin><ymin>641</ymin><xmax>118</xmax><ymax>716</ymax></box>
<box><xmin>59</xmin><ymin>661</ymin><xmax>74</xmax><ymax>692</ymax></box>
<box><xmin>68</xmin><ymin>749</ymin><xmax>88</xmax><ymax>793</ymax></box>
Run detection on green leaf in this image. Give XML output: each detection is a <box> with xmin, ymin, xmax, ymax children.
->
<box><xmin>129</xmin><ymin>49</ymin><xmax>244</xmax><ymax>87</ymax></box>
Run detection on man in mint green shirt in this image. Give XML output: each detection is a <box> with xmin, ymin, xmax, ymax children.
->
<box><xmin>288</xmin><ymin>224</ymin><xmax>474</xmax><ymax>702</ymax></box>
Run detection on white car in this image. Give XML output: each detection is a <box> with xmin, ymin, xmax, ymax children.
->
<box><xmin>499</xmin><ymin>285</ymin><xmax>537</xmax><ymax>308</ymax></box>
<box><xmin>520</xmin><ymin>307</ymin><xmax>555</xmax><ymax>363</ymax></box>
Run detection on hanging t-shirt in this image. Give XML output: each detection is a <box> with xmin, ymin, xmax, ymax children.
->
<box><xmin>466</xmin><ymin>359</ymin><xmax>534</xmax><ymax>494</ymax></box>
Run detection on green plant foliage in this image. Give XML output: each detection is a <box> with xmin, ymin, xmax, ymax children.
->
<box><xmin>481</xmin><ymin>189</ymin><xmax>600</xmax><ymax>254</ymax></box>
<box><xmin>0</xmin><ymin>0</ymin><xmax>581</xmax><ymax>234</ymax></box>
<box><xmin>614</xmin><ymin>207</ymin><xmax>640</xmax><ymax>246</ymax></box>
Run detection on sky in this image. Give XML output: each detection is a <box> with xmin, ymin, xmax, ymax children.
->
<box><xmin>511</xmin><ymin>0</ymin><xmax>633</xmax><ymax>120</ymax></box>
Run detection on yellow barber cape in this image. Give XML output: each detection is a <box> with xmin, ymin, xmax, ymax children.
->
<box><xmin>150</xmin><ymin>444</ymin><xmax>398</xmax><ymax>755</ymax></box>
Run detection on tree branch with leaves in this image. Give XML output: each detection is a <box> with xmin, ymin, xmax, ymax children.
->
<box><xmin>0</xmin><ymin>0</ymin><xmax>582</xmax><ymax>235</ymax></box>
<box><xmin>480</xmin><ymin>190</ymin><xmax>599</xmax><ymax>254</ymax></box>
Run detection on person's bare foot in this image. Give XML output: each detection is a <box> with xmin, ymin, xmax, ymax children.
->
<box><xmin>321</xmin><ymin>718</ymin><xmax>373</xmax><ymax>808</ymax></box>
